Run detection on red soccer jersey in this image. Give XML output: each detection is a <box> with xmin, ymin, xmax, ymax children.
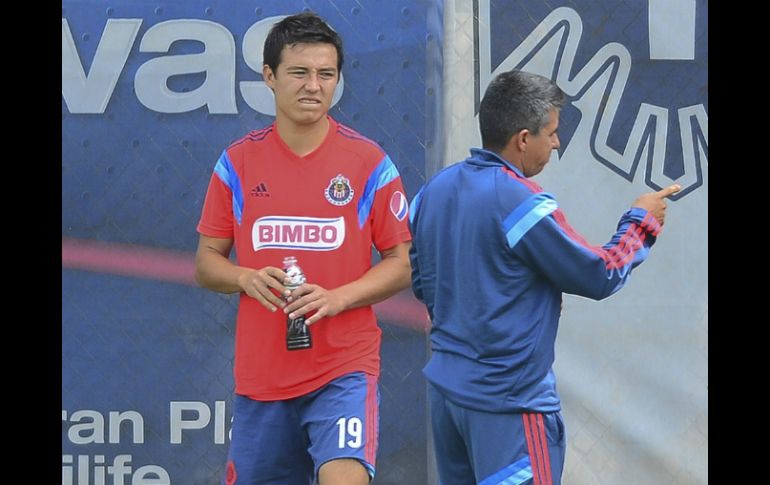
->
<box><xmin>197</xmin><ymin>116</ymin><xmax>412</xmax><ymax>400</ymax></box>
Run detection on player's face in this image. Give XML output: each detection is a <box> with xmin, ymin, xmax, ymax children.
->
<box><xmin>522</xmin><ymin>109</ymin><xmax>560</xmax><ymax>177</ymax></box>
<box><xmin>263</xmin><ymin>43</ymin><xmax>339</xmax><ymax>128</ymax></box>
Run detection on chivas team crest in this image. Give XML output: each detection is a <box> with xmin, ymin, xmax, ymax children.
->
<box><xmin>325</xmin><ymin>174</ymin><xmax>354</xmax><ymax>206</ymax></box>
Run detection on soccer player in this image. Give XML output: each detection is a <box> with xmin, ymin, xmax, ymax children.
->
<box><xmin>194</xmin><ymin>12</ymin><xmax>412</xmax><ymax>485</ymax></box>
<box><xmin>408</xmin><ymin>70</ymin><xmax>680</xmax><ymax>485</ymax></box>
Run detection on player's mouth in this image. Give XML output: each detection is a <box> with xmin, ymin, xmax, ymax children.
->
<box><xmin>298</xmin><ymin>97</ymin><xmax>322</xmax><ymax>105</ymax></box>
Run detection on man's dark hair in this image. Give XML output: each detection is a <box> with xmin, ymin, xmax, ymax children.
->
<box><xmin>263</xmin><ymin>12</ymin><xmax>344</xmax><ymax>73</ymax></box>
<box><xmin>479</xmin><ymin>70</ymin><xmax>565</xmax><ymax>153</ymax></box>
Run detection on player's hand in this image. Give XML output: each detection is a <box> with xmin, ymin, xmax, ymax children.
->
<box><xmin>631</xmin><ymin>184</ymin><xmax>681</xmax><ymax>226</ymax></box>
<box><xmin>283</xmin><ymin>284</ymin><xmax>345</xmax><ymax>325</ymax></box>
<box><xmin>237</xmin><ymin>267</ymin><xmax>290</xmax><ymax>312</ymax></box>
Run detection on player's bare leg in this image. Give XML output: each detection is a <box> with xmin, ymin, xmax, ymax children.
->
<box><xmin>318</xmin><ymin>458</ymin><xmax>369</xmax><ymax>485</ymax></box>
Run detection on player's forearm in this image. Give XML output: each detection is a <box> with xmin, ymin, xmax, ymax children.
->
<box><xmin>334</xmin><ymin>247</ymin><xmax>411</xmax><ymax>311</ymax></box>
<box><xmin>195</xmin><ymin>250</ymin><xmax>249</xmax><ymax>294</ymax></box>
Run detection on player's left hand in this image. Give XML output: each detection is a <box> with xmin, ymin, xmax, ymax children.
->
<box><xmin>283</xmin><ymin>284</ymin><xmax>345</xmax><ymax>325</ymax></box>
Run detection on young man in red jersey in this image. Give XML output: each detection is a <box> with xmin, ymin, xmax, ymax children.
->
<box><xmin>195</xmin><ymin>12</ymin><xmax>412</xmax><ymax>485</ymax></box>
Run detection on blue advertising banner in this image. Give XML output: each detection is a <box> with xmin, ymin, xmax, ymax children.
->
<box><xmin>62</xmin><ymin>1</ymin><xmax>434</xmax><ymax>483</ymax></box>
<box><xmin>438</xmin><ymin>2</ymin><xmax>707</xmax><ymax>483</ymax></box>
<box><xmin>63</xmin><ymin>1</ymin><xmax>707</xmax><ymax>483</ymax></box>
<box><xmin>477</xmin><ymin>0</ymin><xmax>707</xmax><ymax>199</ymax></box>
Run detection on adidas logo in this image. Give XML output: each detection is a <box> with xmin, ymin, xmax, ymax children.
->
<box><xmin>250</xmin><ymin>182</ymin><xmax>271</xmax><ymax>198</ymax></box>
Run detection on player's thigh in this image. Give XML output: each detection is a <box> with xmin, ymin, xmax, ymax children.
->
<box><xmin>427</xmin><ymin>384</ymin><xmax>476</xmax><ymax>485</ymax></box>
<box><xmin>301</xmin><ymin>372</ymin><xmax>379</xmax><ymax>481</ymax></box>
<box><xmin>225</xmin><ymin>394</ymin><xmax>314</xmax><ymax>485</ymax></box>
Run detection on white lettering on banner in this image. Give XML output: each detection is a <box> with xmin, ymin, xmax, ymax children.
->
<box><xmin>62</xmin><ymin>408</ymin><xmax>145</xmax><ymax>445</ymax></box>
<box><xmin>252</xmin><ymin>216</ymin><xmax>346</xmax><ymax>252</ymax></box>
<box><xmin>473</xmin><ymin>2</ymin><xmax>707</xmax><ymax>199</ymax></box>
<box><xmin>62</xmin><ymin>401</ymin><xmax>232</xmax><ymax>483</ymax></box>
<box><xmin>62</xmin><ymin>17</ymin><xmax>344</xmax><ymax>114</ymax></box>
<box><xmin>62</xmin><ymin>19</ymin><xmax>142</xmax><ymax>114</ymax></box>
<box><xmin>170</xmin><ymin>400</ymin><xmax>227</xmax><ymax>444</ymax></box>
<box><xmin>61</xmin><ymin>454</ymin><xmax>170</xmax><ymax>485</ymax></box>
<box><xmin>135</xmin><ymin>19</ymin><xmax>237</xmax><ymax>113</ymax></box>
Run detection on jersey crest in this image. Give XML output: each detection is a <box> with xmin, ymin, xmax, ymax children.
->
<box><xmin>324</xmin><ymin>174</ymin><xmax>354</xmax><ymax>206</ymax></box>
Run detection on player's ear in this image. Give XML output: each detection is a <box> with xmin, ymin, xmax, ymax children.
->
<box><xmin>263</xmin><ymin>65</ymin><xmax>276</xmax><ymax>89</ymax></box>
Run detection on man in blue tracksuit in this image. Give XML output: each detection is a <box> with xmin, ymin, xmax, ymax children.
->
<box><xmin>408</xmin><ymin>70</ymin><xmax>680</xmax><ymax>485</ymax></box>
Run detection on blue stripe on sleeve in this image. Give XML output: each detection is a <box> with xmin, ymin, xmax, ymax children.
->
<box><xmin>502</xmin><ymin>192</ymin><xmax>558</xmax><ymax>249</ymax></box>
<box><xmin>213</xmin><ymin>152</ymin><xmax>244</xmax><ymax>225</ymax></box>
<box><xmin>409</xmin><ymin>187</ymin><xmax>424</xmax><ymax>225</ymax></box>
<box><xmin>357</xmin><ymin>155</ymin><xmax>399</xmax><ymax>228</ymax></box>
<box><xmin>478</xmin><ymin>456</ymin><xmax>533</xmax><ymax>485</ymax></box>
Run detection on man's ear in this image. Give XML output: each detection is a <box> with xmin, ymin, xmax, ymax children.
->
<box><xmin>263</xmin><ymin>65</ymin><xmax>275</xmax><ymax>89</ymax></box>
<box><xmin>500</xmin><ymin>130</ymin><xmax>526</xmax><ymax>162</ymax></box>
<box><xmin>515</xmin><ymin>129</ymin><xmax>530</xmax><ymax>152</ymax></box>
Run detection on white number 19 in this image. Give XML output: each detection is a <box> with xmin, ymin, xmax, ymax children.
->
<box><xmin>336</xmin><ymin>417</ymin><xmax>363</xmax><ymax>448</ymax></box>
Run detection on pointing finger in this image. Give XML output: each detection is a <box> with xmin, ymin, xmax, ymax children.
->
<box><xmin>657</xmin><ymin>184</ymin><xmax>682</xmax><ymax>198</ymax></box>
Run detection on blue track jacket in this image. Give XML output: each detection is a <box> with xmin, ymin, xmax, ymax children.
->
<box><xmin>409</xmin><ymin>148</ymin><xmax>662</xmax><ymax>413</ymax></box>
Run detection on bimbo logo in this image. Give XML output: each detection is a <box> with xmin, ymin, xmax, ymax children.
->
<box><xmin>252</xmin><ymin>216</ymin><xmax>345</xmax><ymax>252</ymax></box>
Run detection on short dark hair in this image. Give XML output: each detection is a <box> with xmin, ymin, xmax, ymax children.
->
<box><xmin>479</xmin><ymin>70</ymin><xmax>565</xmax><ymax>153</ymax></box>
<box><xmin>263</xmin><ymin>12</ymin><xmax>344</xmax><ymax>74</ymax></box>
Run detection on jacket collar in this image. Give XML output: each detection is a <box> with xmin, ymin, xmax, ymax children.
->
<box><xmin>467</xmin><ymin>148</ymin><xmax>525</xmax><ymax>178</ymax></box>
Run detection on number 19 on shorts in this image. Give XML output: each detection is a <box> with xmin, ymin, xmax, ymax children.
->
<box><xmin>336</xmin><ymin>417</ymin><xmax>363</xmax><ymax>448</ymax></box>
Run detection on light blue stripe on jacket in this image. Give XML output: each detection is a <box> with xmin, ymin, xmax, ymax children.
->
<box><xmin>502</xmin><ymin>192</ymin><xmax>558</xmax><ymax>249</ymax></box>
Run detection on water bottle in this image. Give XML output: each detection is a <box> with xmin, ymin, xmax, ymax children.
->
<box><xmin>283</xmin><ymin>256</ymin><xmax>312</xmax><ymax>350</ymax></box>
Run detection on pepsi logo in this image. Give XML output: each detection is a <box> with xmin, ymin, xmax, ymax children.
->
<box><xmin>390</xmin><ymin>191</ymin><xmax>408</xmax><ymax>221</ymax></box>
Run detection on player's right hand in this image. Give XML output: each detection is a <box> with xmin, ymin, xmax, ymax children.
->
<box><xmin>237</xmin><ymin>267</ymin><xmax>291</xmax><ymax>312</ymax></box>
<box><xmin>631</xmin><ymin>184</ymin><xmax>681</xmax><ymax>226</ymax></box>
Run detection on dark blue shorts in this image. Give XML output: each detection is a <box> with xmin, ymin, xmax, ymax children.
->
<box><xmin>429</xmin><ymin>384</ymin><xmax>566</xmax><ymax>485</ymax></box>
<box><xmin>225</xmin><ymin>372</ymin><xmax>379</xmax><ymax>484</ymax></box>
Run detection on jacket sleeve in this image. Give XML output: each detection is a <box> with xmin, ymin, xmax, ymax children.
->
<box><xmin>408</xmin><ymin>187</ymin><xmax>425</xmax><ymax>304</ymax></box>
<box><xmin>506</xmin><ymin>192</ymin><xmax>662</xmax><ymax>300</ymax></box>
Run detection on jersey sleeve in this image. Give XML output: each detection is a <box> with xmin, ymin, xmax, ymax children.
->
<box><xmin>358</xmin><ymin>153</ymin><xmax>412</xmax><ymax>251</ymax></box>
<box><xmin>197</xmin><ymin>150</ymin><xmax>238</xmax><ymax>238</ymax></box>
<box><xmin>503</xmin><ymin>191</ymin><xmax>662</xmax><ymax>300</ymax></box>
